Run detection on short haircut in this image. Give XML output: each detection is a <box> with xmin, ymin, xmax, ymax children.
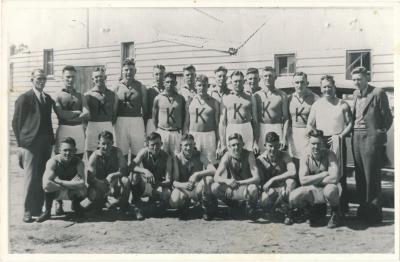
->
<box><xmin>351</xmin><ymin>66</ymin><xmax>369</xmax><ymax>76</ymax></box>
<box><xmin>122</xmin><ymin>58</ymin><xmax>135</xmax><ymax>67</ymax></box>
<box><xmin>265</xmin><ymin>132</ymin><xmax>280</xmax><ymax>144</ymax></box>
<box><xmin>183</xmin><ymin>65</ymin><xmax>196</xmax><ymax>72</ymax></box>
<box><xmin>60</xmin><ymin>137</ymin><xmax>76</xmax><ymax>148</ymax></box>
<box><xmin>195</xmin><ymin>74</ymin><xmax>209</xmax><ymax>84</ymax></box>
<box><xmin>153</xmin><ymin>64</ymin><xmax>166</xmax><ymax>71</ymax></box>
<box><xmin>228</xmin><ymin>132</ymin><xmax>244</xmax><ymax>142</ymax></box>
<box><xmin>98</xmin><ymin>130</ymin><xmax>114</xmax><ymax>141</ymax></box>
<box><xmin>230</xmin><ymin>70</ymin><xmax>244</xmax><ymax>78</ymax></box>
<box><xmin>214</xmin><ymin>66</ymin><xmax>228</xmax><ymax>74</ymax></box>
<box><xmin>181</xmin><ymin>133</ymin><xmax>195</xmax><ymax>143</ymax></box>
<box><xmin>261</xmin><ymin>66</ymin><xmax>276</xmax><ymax>74</ymax></box>
<box><xmin>293</xmin><ymin>71</ymin><xmax>308</xmax><ymax>80</ymax></box>
<box><xmin>147</xmin><ymin>132</ymin><xmax>162</xmax><ymax>142</ymax></box>
<box><xmin>31</xmin><ymin>69</ymin><xmax>46</xmax><ymax>80</ymax></box>
<box><xmin>62</xmin><ymin>65</ymin><xmax>77</xmax><ymax>74</ymax></box>
<box><xmin>320</xmin><ymin>74</ymin><xmax>335</xmax><ymax>85</ymax></box>
<box><xmin>307</xmin><ymin>129</ymin><xmax>324</xmax><ymax>139</ymax></box>
<box><xmin>246</xmin><ymin>67</ymin><xmax>259</xmax><ymax>75</ymax></box>
<box><xmin>164</xmin><ymin>72</ymin><xmax>176</xmax><ymax>81</ymax></box>
<box><xmin>92</xmin><ymin>67</ymin><xmax>106</xmax><ymax>74</ymax></box>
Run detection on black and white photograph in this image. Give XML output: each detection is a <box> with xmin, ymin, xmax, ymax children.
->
<box><xmin>1</xmin><ymin>1</ymin><xmax>398</xmax><ymax>260</ymax></box>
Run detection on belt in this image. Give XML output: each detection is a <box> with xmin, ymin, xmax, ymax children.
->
<box><xmin>158</xmin><ymin>126</ymin><xmax>181</xmax><ymax>132</ymax></box>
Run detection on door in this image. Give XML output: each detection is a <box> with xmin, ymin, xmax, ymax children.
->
<box><xmin>75</xmin><ymin>65</ymin><xmax>105</xmax><ymax>94</ymax></box>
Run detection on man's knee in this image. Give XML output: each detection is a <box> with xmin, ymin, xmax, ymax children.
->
<box><xmin>323</xmin><ymin>184</ymin><xmax>340</xmax><ymax>204</ymax></box>
<box><xmin>247</xmin><ymin>184</ymin><xmax>259</xmax><ymax>200</ymax></box>
<box><xmin>286</xmin><ymin>178</ymin><xmax>297</xmax><ymax>191</ymax></box>
<box><xmin>169</xmin><ymin>189</ymin><xmax>187</xmax><ymax>209</ymax></box>
<box><xmin>160</xmin><ymin>187</ymin><xmax>171</xmax><ymax>201</ymax></box>
<box><xmin>289</xmin><ymin>187</ymin><xmax>310</xmax><ymax>208</ymax></box>
<box><xmin>120</xmin><ymin>176</ymin><xmax>130</xmax><ymax>189</ymax></box>
<box><xmin>42</xmin><ymin>181</ymin><xmax>59</xmax><ymax>193</ymax></box>
<box><xmin>260</xmin><ymin>191</ymin><xmax>276</xmax><ymax>209</ymax></box>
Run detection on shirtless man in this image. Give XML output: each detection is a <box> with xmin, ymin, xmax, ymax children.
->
<box><xmin>289</xmin><ymin>129</ymin><xmax>341</xmax><ymax>228</ymax></box>
<box><xmin>307</xmin><ymin>75</ymin><xmax>352</xmax><ymax>213</ymax></box>
<box><xmin>169</xmin><ymin>134</ymin><xmax>217</xmax><ymax>220</ymax></box>
<box><xmin>288</xmin><ymin>72</ymin><xmax>319</xmax><ymax>166</ymax></box>
<box><xmin>188</xmin><ymin>75</ymin><xmax>220</xmax><ymax>164</ymax></box>
<box><xmin>257</xmin><ymin>132</ymin><xmax>297</xmax><ymax>225</ymax></box>
<box><xmin>113</xmin><ymin>58</ymin><xmax>147</xmax><ymax>159</ymax></box>
<box><xmin>211</xmin><ymin>133</ymin><xmax>260</xmax><ymax>220</ymax></box>
<box><xmin>153</xmin><ymin>72</ymin><xmax>188</xmax><ymax>156</ymax></box>
<box><xmin>209</xmin><ymin>66</ymin><xmax>231</xmax><ymax>103</ymax></box>
<box><xmin>84</xmin><ymin>68</ymin><xmax>118</xmax><ymax>158</ymax></box>
<box><xmin>179</xmin><ymin>65</ymin><xmax>197</xmax><ymax>103</ymax></box>
<box><xmin>244</xmin><ymin>67</ymin><xmax>261</xmax><ymax>95</ymax></box>
<box><xmin>253</xmin><ymin>66</ymin><xmax>289</xmax><ymax>152</ymax></box>
<box><xmin>220</xmin><ymin>70</ymin><xmax>259</xmax><ymax>155</ymax></box>
<box><xmin>85</xmin><ymin>131</ymin><xmax>130</xmax><ymax>214</ymax></box>
<box><xmin>36</xmin><ymin>137</ymin><xmax>87</xmax><ymax>222</ymax></box>
<box><xmin>146</xmin><ymin>65</ymin><xmax>166</xmax><ymax>136</ymax></box>
<box><xmin>130</xmin><ymin>132</ymin><xmax>173</xmax><ymax>218</ymax></box>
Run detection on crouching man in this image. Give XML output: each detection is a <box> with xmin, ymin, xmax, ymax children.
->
<box><xmin>289</xmin><ymin>129</ymin><xmax>341</xmax><ymax>228</ymax></box>
<box><xmin>169</xmin><ymin>134</ymin><xmax>217</xmax><ymax>220</ymax></box>
<box><xmin>84</xmin><ymin>131</ymin><xmax>130</xmax><ymax>214</ymax></box>
<box><xmin>37</xmin><ymin>137</ymin><xmax>87</xmax><ymax>222</ymax></box>
<box><xmin>211</xmin><ymin>133</ymin><xmax>260</xmax><ymax>220</ymax></box>
<box><xmin>130</xmin><ymin>132</ymin><xmax>173</xmax><ymax>219</ymax></box>
<box><xmin>257</xmin><ymin>132</ymin><xmax>297</xmax><ymax>225</ymax></box>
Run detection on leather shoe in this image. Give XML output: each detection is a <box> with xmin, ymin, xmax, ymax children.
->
<box><xmin>36</xmin><ymin>211</ymin><xmax>51</xmax><ymax>223</ymax></box>
<box><xmin>23</xmin><ymin>212</ymin><xmax>33</xmax><ymax>223</ymax></box>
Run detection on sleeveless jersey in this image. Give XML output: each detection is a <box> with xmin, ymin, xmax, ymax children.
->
<box><xmin>114</xmin><ymin>80</ymin><xmax>143</xmax><ymax>117</ymax></box>
<box><xmin>209</xmin><ymin>85</ymin><xmax>231</xmax><ymax>103</ymax></box>
<box><xmin>313</xmin><ymin>98</ymin><xmax>347</xmax><ymax>136</ymax></box>
<box><xmin>55</xmin><ymin>88</ymin><xmax>83</xmax><ymax>125</ymax></box>
<box><xmin>92</xmin><ymin>146</ymin><xmax>120</xmax><ymax>180</ymax></box>
<box><xmin>147</xmin><ymin>84</ymin><xmax>163</xmax><ymax>119</ymax></box>
<box><xmin>175</xmin><ymin>150</ymin><xmax>204</xmax><ymax>182</ymax></box>
<box><xmin>54</xmin><ymin>155</ymin><xmax>80</xmax><ymax>181</ymax></box>
<box><xmin>289</xmin><ymin>91</ymin><xmax>319</xmax><ymax>128</ymax></box>
<box><xmin>85</xmin><ymin>88</ymin><xmax>116</xmax><ymax>122</ymax></box>
<box><xmin>140</xmin><ymin>148</ymin><xmax>169</xmax><ymax>183</ymax></box>
<box><xmin>189</xmin><ymin>95</ymin><xmax>217</xmax><ymax>132</ymax></box>
<box><xmin>157</xmin><ymin>93</ymin><xmax>186</xmax><ymax>130</ymax></box>
<box><xmin>305</xmin><ymin>150</ymin><xmax>330</xmax><ymax>176</ymax></box>
<box><xmin>254</xmin><ymin>89</ymin><xmax>287</xmax><ymax>124</ymax></box>
<box><xmin>223</xmin><ymin>93</ymin><xmax>253</xmax><ymax>124</ymax></box>
<box><xmin>257</xmin><ymin>151</ymin><xmax>288</xmax><ymax>185</ymax></box>
<box><xmin>179</xmin><ymin>85</ymin><xmax>196</xmax><ymax>103</ymax></box>
<box><xmin>226</xmin><ymin>150</ymin><xmax>252</xmax><ymax>181</ymax></box>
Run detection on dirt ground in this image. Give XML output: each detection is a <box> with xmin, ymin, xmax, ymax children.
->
<box><xmin>7</xmin><ymin>152</ymin><xmax>395</xmax><ymax>254</ymax></box>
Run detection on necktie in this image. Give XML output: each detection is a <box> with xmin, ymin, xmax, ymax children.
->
<box><xmin>40</xmin><ymin>93</ymin><xmax>45</xmax><ymax>104</ymax></box>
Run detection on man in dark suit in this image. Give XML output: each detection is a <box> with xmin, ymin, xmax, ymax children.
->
<box><xmin>351</xmin><ymin>66</ymin><xmax>393</xmax><ymax>225</ymax></box>
<box><xmin>12</xmin><ymin>69</ymin><xmax>55</xmax><ymax>223</ymax></box>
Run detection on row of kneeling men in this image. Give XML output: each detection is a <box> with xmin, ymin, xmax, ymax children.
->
<box><xmin>37</xmin><ymin>129</ymin><xmax>342</xmax><ymax>229</ymax></box>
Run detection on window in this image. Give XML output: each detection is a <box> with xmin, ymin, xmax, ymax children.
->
<box><xmin>43</xmin><ymin>49</ymin><xmax>54</xmax><ymax>76</ymax></box>
<box><xmin>121</xmin><ymin>42</ymin><xmax>135</xmax><ymax>63</ymax></box>
<box><xmin>275</xmin><ymin>54</ymin><xmax>295</xmax><ymax>76</ymax></box>
<box><xmin>346</xmin><ymin>50</ymin><xmax>371</xmax><ymax>80</ymax></box>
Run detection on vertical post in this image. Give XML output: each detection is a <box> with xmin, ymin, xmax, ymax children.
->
<box><xmin>86</xmin><ymin>8</ymin><xmax>90</xmax><ymax>48</ymax></box>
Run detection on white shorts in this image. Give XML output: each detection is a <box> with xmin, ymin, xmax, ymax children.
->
<box><xmin>226</xmin><ymin>122</ymin><xmax>253</xmax><ymax>151</ymax></box>
<box><xmin>191</xmin><ymin>131</ymin><xmax>217</xmax><ymax>164</ymax></box>
<box><xmin>55</xmin><ymin>125</ymin><xmax>85</xmax><ymax>154</ymax></box>
<box><xmin>288</xmin><ymin>126</ymin><xmax>309</xmax><ymax>159</ymax></box>
<box><xmin>177</xmin><ymin>180</ymin><xmax>206</xmax><ymax>201</ymax></box>
<box><xmin>258</xmin><ymin>123</ymin><xmax>283</xmax><ymax>152</ymax></box>
<box><xmin>85</xmin><ymin>121</ymin><xmax>113</xmax><ymax>152</ymax></box>
<box><xmin>146</xmin><ymin>119</ymin><xmax>157</xmax><ymax>137</ymax></box>
<box><xmin>301</xmin><ymin>184</ymin><xmax>342</xmax><ymax>204</ymax></box>
<box><xmin>114</xmin><ymin>117</ymin><xmax>146</xmax><ymax>155</ymax></box>
<box><xmin>157</xmin><ymin>128</ymin><xmax>182</xmax><ymax>156</ymax></box>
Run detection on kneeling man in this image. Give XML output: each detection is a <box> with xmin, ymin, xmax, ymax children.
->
<box><xmin>211</xmin><ymin>133</ymin><xmax>260</xmax><ymax>220</ymax></box>
<box><xmin>37</xmin><ymin>137</ymin><xmax>87</xmax><ymax>222</ymax></box>
<box><xmin>289</xmin><ymin>129</ymin><xmax>341</xmax><ymax>228</ymax></box>
<box><xmin>169</xmin><ymin>134</ymin><xmax>217</xmax><ymax>220</ymax></box>
<box><xmin>257</xmin><ymin>132</ymin><xmax>297</xmax><ymax>225</ymax></box>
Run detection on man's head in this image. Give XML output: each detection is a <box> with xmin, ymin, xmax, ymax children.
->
<box><xmin>351</xmin><ymin>66</ymin><xmax>369</xmax><ymax>90</ymax></box>
<box><xmin>320</xmin><ymin>74</ymin><xmax>336</xmax><ymax>98</ymax></box>
<box><xmin>121</xmin><ymin>58</ymin><xmax>136</xmax><ymax>82</ymax></box>
<box><xmin>293</xmin><ymin>72</ymin><xmax>309</xmax><ymax>94</ymax></box>
<box><xmin>183</xmin><ymin>65</ymin><xmax>196</xmax><ymax>87</ymax></box>
<box><xmin>146</xmin><ymin>132</ymin><xmax>163</xmax><ymax>156</ymax></box>
<box><xmin>195</xmin><ymin>74</ymin><xmax>209</xmax><ymax>96</ymax></box>
<box><xmin>180</xmin><ymin>133</ymin><xmax>196</xmax><ymax>158</ymax></box>
<box><xmin>307</xmin><ymin>129</ymin><xmax>324</xmax><ymax>158</ymax></box>
<box><xmin>59</xmin><ymin>137</ymin><xmax>77</xmax><ymax>162</ymax></box>
<box><xmin>164</xmin><ymin>72</ymin><xmax>177</xmax><ymax>92</ymax></box>
<box><xmin>92</xmin><ymin>67</ymin><xmax>107</xmax><ymax>88</ymax></box>
<box><xmin>97</xmin><ymin>130</ymin><xmax>114</xmax><ymax>155</ymax></box>
<box><xmin>264</xmin><ymin>132</ymin><xmax>280</xmax><ymax>158</ymax></box>
<box><xmin>153</xmin><ymin>64</ymin><xmax>166</xmax><ymax>86</ymax></box>
<box><xmin>228</xmin><ymin>133</ymin><xmax>244</xmax><ymax>158</ymax></box>
<box><xmin>246</xmin><ymin>68</ymin><xmax>260</xmax><ymax>90</ymax></box>
<box><xmin>230</xmin><ymin>70</ymin><xmax>245</xmax><ymax>93</ymax></box>
<box><xmin>214</xmin><ymin>66</ymin><xmax>228</xmax><ymax>88</ymax></box>
<box><xmin>62</xmin><ymin>65</ymin><xmax>77</xmax><ymax>89</ymax></box>
<box><xmin>260</xmin><ymin>66</ymin><xmax>277</xmax><ymax>90</ymax></box>
<box><xmin>31</xmin><ymin>69</ymin><xmax>47</xmax><ymax>92</ymax></box>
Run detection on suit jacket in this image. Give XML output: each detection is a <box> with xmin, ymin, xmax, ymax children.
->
<box><xmin>352</xmin><ymin>85</ymin><xmax>393</xmax><ymax>145</ymax></box>
<box><xmin>12</xmin><ymin>89</ymin><xmax>55</xmax><ymax>148</ymax></box>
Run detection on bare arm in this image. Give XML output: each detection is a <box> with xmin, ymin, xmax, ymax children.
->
<box><xmin>281</xmin><ymin>93</ymin><xmax>290</xmax><ymax>147</ymax></box>
<box><xmin>54</xmin><ymin>95</ymin><xmax>81</xmax><ymax>120</ymax></box>
<box><xmin>182</xmin><ymin>97</ymin><xmax>189</xmax><ymax>134</ymax></box>
<box><xmin>189</xmin><ymin>155</ymin><xmax>216</xmax><ymax>182</ymax></box>
<box><xmin>321</xmin><ymin>151</ymin><xmax>340</xmax><ymax>185</ymax></box>
<box><xmin>237</xmin><ymin>152</ymin><xmax>260</xmax><ymax>186</ymax></box>
<box><xmin>339</xmin><ymin>101</ymin><xmax>353</xmax><ymax>138</ymax></box>
<box><xmin>214</xmin><ymin>100</ymin><xmax>220</xmax><ymax>144</ymax></box>
<box><xmin>298</xmin><ymin>155</ymin><xmax>328</xmax><ymax>186</ymax></box>
<box><xmin>54</xmin><ymin>161</ymin><xmax>86</xmax><ymax>189</ymax></box>
<box><xmin>42</xmin><ymin>159</ymin><xmax>63</xmax><ymax>191</ymax></box>
<box><xmin>77</xmin><ymin>94</ymin><xmax>91</xmax><ymax>121</ymax></box>
<box><xmin>251</xmin><ymin>94</ymin><xmax>260</xmax><ymax>144</ymax></box>
<box><xmin>219</xmin><ymin>102</ymin><xmax>228</xmax><ymax>149</ymax></box>
<box><xmin>152</xmin><ymin>96</ymin><xmax>159</xmax><ymax>129</ymax></box>
<box><xmin>172</xmin><ymin>156</ymin><xmax>187</xmax><ymax>189</ymax></box>
<box><xmin>161</xmin><ymin>155</ymin><xmax>173</xmax><ymax>187</ymax></box>
<box><xmin>267</xmin><ymin>154</ymin><xmax>297</xmax><ymax>186</ymax></box>
<box><xmin>141</xmin><ymin>84</ymin><xmax>148</xmax><ymax>121</ymax></box>
<box><xmin>214</xmin><ymin>153</ymin><xmax>231</xmax><ymax>184</ymax></box>
<box><xmin>306</xmin><ymin>103</ymin><xmax>317</xmax><ymax>134</ymax></box>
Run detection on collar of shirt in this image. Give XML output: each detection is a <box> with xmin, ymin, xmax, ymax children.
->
<box><xmin>62</xmin><ymin>87</ymin><xmax>76</xmax><ymax>94</ymax></box>
<box><xmin>32</xmin><ymin>88</ymin><xmax>45</xmax><ymax>102</ymax></box>
<box><xmin>357</xmin><ymin>85</ymin><xmax>372</xmax><ymax>98</ymax></box>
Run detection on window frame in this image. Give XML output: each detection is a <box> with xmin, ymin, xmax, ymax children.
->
<box><xmin>121</xmin><ymin>41</ymin><xmax>135</xmax><ymax>64</ymax></box>
<box><xmin>43</xmin><ymin>49</ymin><xmax>54</xmax><ymax>77</ymax></box>
<box><xmin>346</xmin><ymin>49</ymin><xmax>371</xmax><ymax>80</ymax></box>
<box><xmin>274</xmin><ymin>53</ymin><xmax>296</xmax><ymax>76</ymax></box>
